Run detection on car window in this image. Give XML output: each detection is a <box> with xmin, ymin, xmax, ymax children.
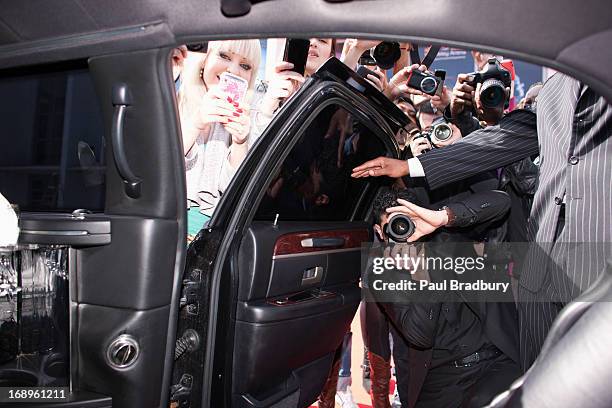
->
<box><xmin>0</xmin><ymin>67</ymin><xmax>105</xmax><ymax>213</ymax></box>
<box><xmin>254</xmin><ymin>105</ymin><xmax>386</xmax><ymax>221</ymax></box>
<box><xmin>178</xmin><ymin>38</ymin><xmax>549</xmax><ymax>236</ymax></box>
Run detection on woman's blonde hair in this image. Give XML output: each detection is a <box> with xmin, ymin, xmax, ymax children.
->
<box><xmin>178</xmin><ymin>39</ymin><xmax>262</xmax><ymax>123</ymax></box>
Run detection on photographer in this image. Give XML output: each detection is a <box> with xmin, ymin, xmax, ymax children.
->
<box><xmin>367</xmin><ymin>185</ymin><xmax>519</xmax><ymax>408</ymax></box>
<box><xmin>446</xmin><ymin>62</ymin><xmax>539</xmax><ymax>246</ymax></box>
<box><xmin>351</xmin><ymin>69</ymin><xmax>612</xmax><ymax>373</ymax></box>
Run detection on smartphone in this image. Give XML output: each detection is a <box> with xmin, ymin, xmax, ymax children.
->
<box><xmin>219</xmin><ymin>72</ymin><xmax>249</xmax><ymax>104</ymax></box>
<box><xmin>283</xmin><ymin>38</ymin><xmax>311</xmax><ymax>75</ymax></box>
<box><xmin>356</xmin><ymin>66</ymin><xmax>381</xmax><ymax>80</ymax></box>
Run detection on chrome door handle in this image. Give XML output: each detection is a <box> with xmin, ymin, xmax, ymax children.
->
<box><xmin>301</xmin><ymin>238</ymin><xmax>345</xmax><ymax>248</ymax></box>
<box><xmin>302</xmin><ymin>266</ymin><xmax>324</xmax><ymax>285</ymax></box>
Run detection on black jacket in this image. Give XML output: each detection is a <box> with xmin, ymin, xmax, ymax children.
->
<box><xmin>379</xmin><ymin>176</ymin><xmax>519</xmax><ymax>408</ymax></box>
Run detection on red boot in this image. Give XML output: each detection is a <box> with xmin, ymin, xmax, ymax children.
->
<box><xmin>369</xmin><ymin>351</ymin><xmax>391</xmax><ymax>408</ymax></box>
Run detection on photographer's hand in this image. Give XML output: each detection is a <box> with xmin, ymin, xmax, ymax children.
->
<box><xmin>430</xmin><ymin>85</ymin><xmax>451</xmax><ymax>111</ymax></box>
<box><xmin>385</xmin><ymin>199</ymin><xmax>449</xmax><ymax>242</ymax></box>
<box><xmin>450</xmin><ymin>73</ymin><xmax>476</xmax><ymax>118</ymax></box>
<box><xmin>409</xmin><ymin>137</ymin><xmax>432</xmax><ymax>157</ymax></box>
<box><xmin>351</xmin><ymin>157</ymin><xmax>409</xmax><ymax>178</ymax></box>
<box><xmin>384</xmin><ymin>64</ymin><xmax>428</xmax><ymax>100</ymax></box>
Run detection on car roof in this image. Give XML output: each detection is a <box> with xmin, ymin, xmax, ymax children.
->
<box><xmin>1</xmin><ymin>0</ymin><xmax>611</xmax><ymax>101</ymax></box>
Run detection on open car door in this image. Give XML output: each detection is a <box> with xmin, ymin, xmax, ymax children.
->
<box><xmin>2</xmin><ymin>49</ymin><xmax>186</xmax><ymax>407</ymax></box>
<box><xmin>172</xmin><ymin>58</ymin><xmax>409</xmax><ymax>408</ymax></box>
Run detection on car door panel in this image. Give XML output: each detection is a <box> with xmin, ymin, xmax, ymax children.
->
<box><xmin>232</xmin><ymin>221</ymin><xmax>369</xmax><ymax>404</ymax></box>
<box><xmin>1</xmin><ymin>48</ymin><xmax>185</xmax><ymax>408</ymax></box>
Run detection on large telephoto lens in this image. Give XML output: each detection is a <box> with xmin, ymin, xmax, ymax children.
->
<box><xmin>387</xmin><ymin>214</ymin><xmax>416</xmax><ymax>242</ymax></box>
<box><xmin>479</xmin><ymin>78</ymin><xmax>506</xmax><ymax>108</ymax></box>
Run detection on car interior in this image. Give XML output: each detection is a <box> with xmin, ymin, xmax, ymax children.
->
<box><xmin>0</xmin><ymin>1</ymin><xmax>610</xmax><ymax>407</ymax></box>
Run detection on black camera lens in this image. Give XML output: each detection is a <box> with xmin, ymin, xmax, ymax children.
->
<box><xmin>371</xmin><ymin>42</ymin><xmax>401</xmax><ymax>70</ymax></box>
<box><xmin>420</xmin><ymin>77</ymin><xmax>438</xmax><ymax>94</ymax></box>
<box><xmin>479</xmin><ymin>78</ymin><xmax>506</xmax><ymax>108</ymax></box>
<box><xmin>386</xmin><ymin>214</ymin><xmax>416</xmax><ymax>242</ymax></box>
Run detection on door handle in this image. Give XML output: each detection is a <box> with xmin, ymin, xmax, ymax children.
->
<box><xmin>301</xmin><ymin>237</ymin><xmax>345</xmax><ymax>248</ymax></box>
<box><xmin>111</xmin><ymin>83</ymin><xmax>141</xmax><ymax>199</ymax></box>
<box><xmin>302</xmin><ymin>266</ymin><xmax>324</xmax><ymax>285</ymax></box>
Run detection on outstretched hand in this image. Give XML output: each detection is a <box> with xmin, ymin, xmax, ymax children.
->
<box><xmin>385</xmin><ymin>199</ymin><xmax>448</xmax><ymax>242</ymax></box>
<box><xmin>351</xmin><ymin>157</ymin><xmax>409</xmax><ymax>179</ymax></box>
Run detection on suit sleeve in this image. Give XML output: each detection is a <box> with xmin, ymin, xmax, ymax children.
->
<box><xmin>446</xmin><ymin>190</ymin><xmax>511</xmax><ymax>228</ymax></box>
<box><xmin>416</xmin><ymin>109</ymin><xmax>538</xmax><ymax>190</ymax></box>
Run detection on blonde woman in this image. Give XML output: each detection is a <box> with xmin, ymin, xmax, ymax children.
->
<box><xmin>178</xmin><ymin>40</ymin><xmax>261</xmax><ymax>237</ymax></box>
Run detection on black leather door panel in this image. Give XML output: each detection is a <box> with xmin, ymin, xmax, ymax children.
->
<box><xmin>232</xmin><ymin>221</ymin><xmax>371</xmax><ymax>404</ymax></box>
<box><xmin>232</xmin><ymin>302</ymin><xmax>356</xmax><ymax>399</ymax></box>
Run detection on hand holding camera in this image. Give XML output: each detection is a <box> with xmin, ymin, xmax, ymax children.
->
<box><xmin>385</xmin><ymin>198</ymin><xmax>450</xmax><ymax>242</ymax></box>
<box><xmin>453</xmin><ymin>58</ymin><xmax>511</xmax><ymax>124</ymax></box>
<box><xmin>385</xmin><ymin>64</ymin><xmax>430</xmax><ymax>100</ymax></box>
<box><xmin>409</xmin><ymin>136</ymin><xmax>433</xmax><ymax>157</ymax></box>
<box><xmin>450</xmin><ymin>73</ymin><xmax>477</xmax><ymax>118</ymax></box>
<box><xmin>410</xmin><ymin>117</ymin><xmax>454</xmax><ymax>154</ymax></box>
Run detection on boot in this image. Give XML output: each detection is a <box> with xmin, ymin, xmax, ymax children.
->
<box><xmin>368</xmin><ymin>351</ymin><xmax>391</xmax><ymax>408</ymax></box>
<box><xmin>362</xmin><ymin>346</ymin><xmax>371</xmax><ymax>391</ymax></box>
<box><xmin>317</xmin><ymin>357</ymin><xmax>341</xmax><ymax>408</ymax></box>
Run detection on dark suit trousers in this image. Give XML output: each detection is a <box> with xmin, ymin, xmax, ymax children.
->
<box><xmin>414</xmin><ymin>355</ymin><xmax>520</xmax><ymax>408</ymax></box>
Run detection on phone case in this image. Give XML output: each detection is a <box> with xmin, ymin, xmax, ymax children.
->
<box><xmin>219</xmin><ymin>72</ymin><xmax>249</xmax><ymax>103</ymax></box>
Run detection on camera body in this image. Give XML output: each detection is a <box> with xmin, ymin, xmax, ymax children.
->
<box><xmin>412</xmin><ymin>118</ymin><xmax>454</xmax><ymax>152</ymax></box>
<box><xmin>406</xmin><ymin>69</ymin><xmax>442</xmax><ymax>96</ymax></box>
<box><xmin>384</xmin><ymin>213</ymin><xmax>416</xmax><ymax>243</ymax></box>
<box><xmin>359</xmin><ymin>41</ymin><xmax>402</xmax><ymax>70</ymax></box>
<box><xmin>466</xmin><ymin>58</ymin><xmax>512</xmax><ymax>109</ymax></box>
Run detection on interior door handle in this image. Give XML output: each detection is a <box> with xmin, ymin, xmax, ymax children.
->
<box><xmin>111</xmin><ymin>83</ymin><xmax>141</xmax><ymax>199</ymax></box>
<box><xmin>301</xmin><ymin>237</ymin><xmax>345</xmax><ymax>248</ymax></box>
<box><xmin>302</xmin><ymin>266</ymin><xmax>324</xmax><ymax>285</ymax></box>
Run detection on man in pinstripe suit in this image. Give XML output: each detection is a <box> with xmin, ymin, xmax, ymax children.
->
<box><xmin>352</xmin><ymin>73</ymin><xmax>612</xmax><ymax>370</ymax></box>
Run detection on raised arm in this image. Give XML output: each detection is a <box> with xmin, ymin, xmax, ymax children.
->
<box><xmin>419</xmin><ymin>109</ymin><xmax>538</xmax><ymax>189</ymax></box>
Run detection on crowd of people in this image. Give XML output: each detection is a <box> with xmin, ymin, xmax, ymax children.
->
<box><xmin>171</xmin><ymin>38</ymin><xmax>612</xmax><ymax>408</ymax></box>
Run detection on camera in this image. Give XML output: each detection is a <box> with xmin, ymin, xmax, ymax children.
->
<box><xmin>406</xmin><ymin>69</ymin><xmax>442</xmax><ymax>96</ymax></box>
<box><xmin>466</xmin><ymin>58</ymin><xmax>512</xmax><ymax>109</ymax></box>
<box><xmin>384</xmin><ymin>214</ymin><xmax>416</xmax><ymax>243</ymax></box>
<box><xmin>359</xmin><ymin>41</ymin><xmax>402</xmax><ymax>70</ymax></box>
<box><xmin>412</xmin><ymin>117</ymin><xmax>454</xmax><ymax>152</ymax></box>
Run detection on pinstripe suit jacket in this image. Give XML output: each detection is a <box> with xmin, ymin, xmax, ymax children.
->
<box><xmin>417</xmin><ymin>73</ymin><xmax>612</xmax><ymax>298</ymax></box>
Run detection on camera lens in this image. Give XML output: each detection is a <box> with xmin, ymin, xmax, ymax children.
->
<box><xmin>371</xmin><ymin>42</ymin><xmax>401</xmax><ymax>70</ymax></box>
<box><xmin>431</xmin><ymin>123</ymin><xmax>453</xmax><ymax>144</ymax></box>
<box><xmin>479</xmin><ymin>78</ymin><xmax>506</xmax><ymax>108</ymax></box>
<box><xmin>420</xmin><ymin>77</ymin><xmax>438</xmax><ymax>94</ymax></box>
<box><xmin>387</xmin><ymin>214</ymin><xmax>416</xmax><ymax>242</ymax></box>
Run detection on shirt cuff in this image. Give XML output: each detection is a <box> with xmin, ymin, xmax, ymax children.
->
<box><xmin>407</xmin><ymin>157</ymin><xmax>425</xmax><ymax>177</ymax></box>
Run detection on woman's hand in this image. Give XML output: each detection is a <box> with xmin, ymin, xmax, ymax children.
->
<box><xmin>385</xmin><ymin>198</ymin><xmax>449</xmax><ymax>242</ymax></box>
<box><xmin>259</xmin><ymin>62</ymin><xmax>305</xmax><ymax>116</ymax></box>
<box><xmin>409</xmin><ymin>137</ymin><xmax>432</xmax><ymax>157</ymax></box>
<box><xmin>223</xmin><ymin>102</ymin><xmax>251</xmax><ymax>144</ymax></box>
<box><xmin>187</xmin><ymin>87</ymin><xmax>237</xmax><ymax>130</ymax></box>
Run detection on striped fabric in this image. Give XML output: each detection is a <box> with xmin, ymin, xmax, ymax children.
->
<box><xmin>418</xmin><ymin>73</ymin><xmax>612</xmax><ymax>369</ymax></box>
